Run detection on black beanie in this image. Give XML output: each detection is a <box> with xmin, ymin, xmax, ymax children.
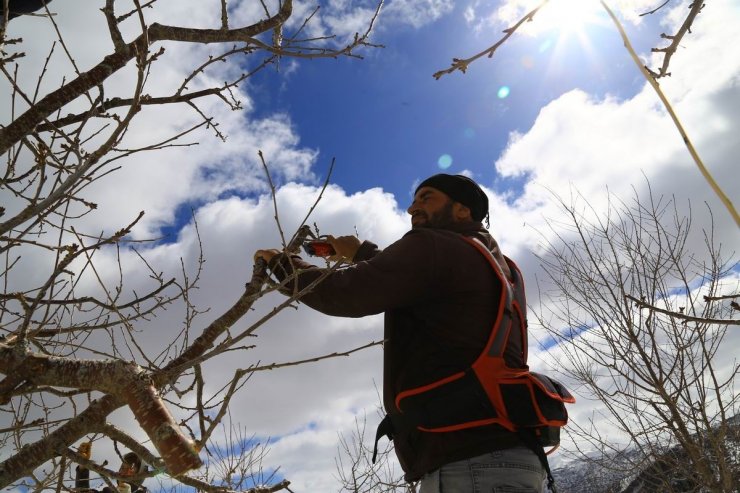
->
<box><xmin>415</xmin><ymin>174</ymin><xmax>489</xmax><ymax>222</ymax></box>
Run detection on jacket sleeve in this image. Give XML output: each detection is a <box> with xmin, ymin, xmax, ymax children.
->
<box><xmin>268</xmin><ymin>230</ymin><xmax>441</xmax><ymax>317</ymax></box>
<box><xmin>354</xmin><ymin>240</ymin><xmax>381</xmax><ymax>262</ymax></box>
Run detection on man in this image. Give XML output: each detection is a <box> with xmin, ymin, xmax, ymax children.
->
<box><xmin>255</xmin><ymin>174</ymin><xmax>546</xmax><ymax>492</ymax></box>
<box><xmin>75</xmin><ymin>443</ymin><xmax>147</xmax><ymax>493</ymax></box>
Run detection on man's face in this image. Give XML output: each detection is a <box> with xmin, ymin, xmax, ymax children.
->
<box><xmin>407</xmin><ymin>187</ymin><xmax>456</xmax><ymax>229</ymax></box>
<box><xmin>117</xmin><ymin>461</ymin><xmax>136</xmax><ymax>486</ymax></box>
<box><xmin>119</xmin><ymin>462</ymin><xmax>136</xmax><ymax>477</ymax></box>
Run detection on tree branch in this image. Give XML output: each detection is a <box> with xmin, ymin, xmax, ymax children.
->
<box><xmin>0</xmin><ymin>1</ymin><xmax>294</xmax><ymax>156</ymax></box>
<box><xmin>177</xmin><ymin>475</ymin><xmax>291</xmax><ymax>493</ymax></box>
<box><xmin>433</xmin><ymin>0</ymin><xmax>548</xmax><ymax>79</ymax></box>
<box><xmin>35</xmin><ymin>88</ymin><xmax>226</xmax><ymax>132</ymax></box>
<box><xmin>626</xmin><ymin>294</ymin><xmax>739</xmax><ymax>325</ymax></box>
<box><xmin>0</xmin><ymin>345</ymin><xmax>201</xmax><ymax>475</ymax></box>
<box><xmin>648</xmin><ymin>0</ymin><xmax>704</xmax><ymax>78</ymax></box>
<box><xmin>243</xmin><ymin>339</ymin><xmax>383</xmax><ymax>373</ymax></box>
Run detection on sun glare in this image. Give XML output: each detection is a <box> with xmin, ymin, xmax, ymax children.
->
<box><xmin>527</xmin><ymin>0</ymin><xmax>604</xmax><ymax>37</ymax></box>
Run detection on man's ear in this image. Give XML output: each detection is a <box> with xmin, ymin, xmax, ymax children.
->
<box><xmin>453</xmin><ymin>202</ymin><xmax>472</xmax><ymax>222</ymax></box>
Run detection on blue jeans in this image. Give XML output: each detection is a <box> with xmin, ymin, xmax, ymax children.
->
<box><xmin>418</xmin><ymin>447</ymin><xmax>546</xmax><ymax>493</ymax></box>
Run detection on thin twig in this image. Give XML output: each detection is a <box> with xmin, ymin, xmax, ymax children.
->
<box><xmin>640</xmin><ymin>0</ymin><xmax>672</xmax><ymax>16</ymax></box>
<box><xmin>600</xmin><ymin>0</ymin><xmax>738</xmax><ymax>227</ymax></box>
<box><xmin>432</xmin><ymin>0</ymin><xmax>548</xmax><ymax>79</ymax></box>
<box><xmin>241</xmin><ymin>339</ymin><xmax>383</xmax><ymax>373</ymax></box>
<box><xmin>258</xmin><ymin>150</ymin><xmax>288</xmax><ymax>250</ymax></box>
<box><xmin>648</xmin><ymin>0</ymin><xmax>704</xmax><ymax>78</ymax></box>
<box><xmin>625</xmin><ymin>294</ymin><xmax>740</xmax><ymax>325</ymax></box>
<box><xmin>703</xmin><ymin>294</ymin><xmax>738</xmax><ymax>302</ymax></box>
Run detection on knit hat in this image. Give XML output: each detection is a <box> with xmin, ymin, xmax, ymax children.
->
<box><xmin>415</xmin><ymin>174</ymin><xmax>489</xmax><ymax>222</ymax></box>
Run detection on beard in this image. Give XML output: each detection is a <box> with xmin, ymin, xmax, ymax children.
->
<box><xmin>412</xmin><ymin>201</ymin><xmax>456</xmax><ymax>229</ymax></box>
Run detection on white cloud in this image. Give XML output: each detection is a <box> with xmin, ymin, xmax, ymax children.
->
<box><xmin>2</xmin><ymin>0</ymin><xmax>738</xmax><ymax>491</ymax></box>
<box><xmin>0</xmin><ymin>1</ymin><xmax>321</xmax><ymax>241</ymax></box>
<box><xmin>464</xmin><ymin>4</ymin><xmax>478</xmax><ymax>25</ymax></box>
<box><xmin>0</xmin><ymin>179</ymin><xmax>408</xmax><ymax>486</ymax></box>
<box><xmin>280</xmin><ymin>0</ymin><xmax>454</xmax><ymax>48</ymax></box>
<box><xmin>0</xmin><ymin>4</ymin><xmax>404</xmax><ymax>488</ymax></box>
<box><xmin>170</xmin><ymin>0</ymin><xmax>740</xmax><ymax>487</ymax></box>
<box><xmin>495</xmin><ymin>90</ymin><xmax>677</xmax><ymax>205</ymax></box>
<box><xmin>383</xmin><ymin>0</ymin><xmax>455</xmax><ymax>29</ymax></box>
<box><xmin>491</xmin><ymin>0</ymin><xmax>658</xmax><ymax>35</ymax></box>
<box><xmin>78</xmin><ymin>183</ymin><xmax>409</xmax><ymax>490</ymax></box>
<box><xmin>490</xmin><ymin>0</ymin><xmax>739</xmax><ymax>252</ymax></box>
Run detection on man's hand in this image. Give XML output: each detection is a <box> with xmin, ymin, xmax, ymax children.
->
<box><xmin>78</xmin><ymin>441</ymin><xmax>92</xmax><ymax>460</ymax></box>
<box><xmin>327</xmin><ymin>235</ymin><xmax>362</xmax><ymax>263</ymax></box>
<box><xmin>254</xmin><ymin>249</ymin><xmax>281</xmax><ymax>264</ymax></box>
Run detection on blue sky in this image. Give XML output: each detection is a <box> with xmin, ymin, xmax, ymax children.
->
<box><xmin>246</xmin><ymin>0</ymin><xmax>658</xmax><ymax>202</ymax></box>
<box><xmin>2</xmin><ymin>0</ymin><xmax>739</xmax><ymax>491</ymax></box>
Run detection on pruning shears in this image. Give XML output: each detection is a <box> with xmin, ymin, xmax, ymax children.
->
<box><xmin>302</xmin><ymin>236</ymin><xmax>336</xmax><ymax>257</ymax></box>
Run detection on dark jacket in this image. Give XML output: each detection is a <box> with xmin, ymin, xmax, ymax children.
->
<box><xmin>269</xmin><ymin>221</ymin><xmax>523</xmax><ymax>481</ymax></box>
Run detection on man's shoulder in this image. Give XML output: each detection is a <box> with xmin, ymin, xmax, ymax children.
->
<box><xmin>373</xmin><ymin>229</ymin><xmax>467</xmax><ymax>264</ymax></box>
<box><xmin>400</xmin><ymin>227</ymin><xmax>492</xmax><ymax>250</ymax></box>
<box><xmin>401</xmin><ymin>227</ymin><xmax>465</xmax><ymax>242</ymax></box>
<box><xmin>395</xmin><ymin>228</ymin><xmax>505</xmax><ymax>272</ymax></box>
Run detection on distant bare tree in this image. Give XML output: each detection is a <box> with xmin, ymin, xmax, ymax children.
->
<box><xmin>535</xmin><ymin>184</ymin><xmax>739</xmax><ymax>492</ymax></box>
<box><xmin>0</xmin><ymin>1</ymin><xmax>381</xmax><ymax>491</ymax></box>
<box><xmin>335</xmin><ymin>402</ymin><xmax>414</xmax><ymax>493</ymax></box>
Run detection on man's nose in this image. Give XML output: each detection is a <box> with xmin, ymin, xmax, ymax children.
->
<box><xmin>407</xmin><ymin>202</ymin><xmax>417</xmax><ymax>215</ymax></box>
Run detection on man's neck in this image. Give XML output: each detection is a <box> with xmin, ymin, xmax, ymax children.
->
<box><xmin>445</xmin><ymin>220</ymin><xmax>483</xmax><ymax>234</ymax></box>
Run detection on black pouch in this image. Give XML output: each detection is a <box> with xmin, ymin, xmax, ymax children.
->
<box><xmin>534</xmin><ymin>425</ymin><xmax>560</xmax><ymax>447</ymax></box>
<box><xmin>397</xmin><ymin>370</ymin><xmax>497</xmax><ymax>430</ymax></box>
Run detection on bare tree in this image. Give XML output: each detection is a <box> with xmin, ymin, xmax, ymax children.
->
<box><xmin>334</xmin><ymin>397</ymin><xmax>414</xmax><ymax>493</ymax></box>
<box><xmin>535</xmin><ymin>184</ymin><xmax>739</xmax><ymax>492</ymax></box>
<box><xmin>0</xmin><ymin>1</ymin><xmax>381</xmax><ymax>491</ymax></box>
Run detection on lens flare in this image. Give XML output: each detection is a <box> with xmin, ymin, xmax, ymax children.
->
<box><xmin>497</xmin><ymin>86</ymin><xmax>511</xmax><ymax>99</ymax></box>
<box><xmin>437</xmin><ymin>154</ymin><xmax>453</xmax><ymax>169</ymax></box>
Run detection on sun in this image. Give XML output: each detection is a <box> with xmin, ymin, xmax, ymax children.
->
<box><xmin>522</xmin><ymin>0</ymin><xmax>605</xmax><ymax>37</ymax></box>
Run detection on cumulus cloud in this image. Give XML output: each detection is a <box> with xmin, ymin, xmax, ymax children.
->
<box><xmin>461</xmin><ymin>0</ymin><xmax>676</xmax><ymax>42</ymax></box>
<box><xmin>491</xmin><ymin>0</ymin><xmax>658</xmax><ymax>33</ymax></box>
<box><xmin>278</xmin><ymin>0</ymin><xmax>454</xmax><ymax>47</ymax></box>
<box><xmin>3</xmin><ymin>0</ymin><xmax>738</xmax><ymax>490</ymax></box>
<box><xmin>0</xmin><ymin>1</ymin><xmax>324</xmax><ymax>241</ymax></box>
<box><xmin>490</xmin><ymin>0</ymin><xmax>739</xmax><ymax>250</ymax></box>
<box><xmin>382</xmin><ymin>0</ymin><xmax>455</xmax><ymax>28</ymax></box>
<box><xmin>66</xmin><ymin>183</ymin><xmax>409</xmax><ymax>489</ymax></box>
<box><xmin>177</xmin><ymin>186</ymin><xmax>406</xmax><ymax>489</ymax></box>
<box><xmin>1</xmin><ymin>4</ymin><xmax>399</xmax><ymax>487</ymax></box>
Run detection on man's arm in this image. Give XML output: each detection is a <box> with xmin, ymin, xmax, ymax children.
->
<box><xmin>326</xmin><ymin>236</ymin><xmax>381</xmax><ymax>263</ymax></box>
<box><xmin>254</xmin><ymin>235</ymin><xmax>379</xmax><ymax>265</ymax></box>
<box><xmin>258</xmin><ymin>230</ymin><xmax>440</xmax><ymax>318</ymax></box>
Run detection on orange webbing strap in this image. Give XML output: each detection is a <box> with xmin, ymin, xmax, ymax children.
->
<box><xmin>460</xmin><ymin>236</ymin><xmax>515</xmax><ymax>358</ymax></box>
